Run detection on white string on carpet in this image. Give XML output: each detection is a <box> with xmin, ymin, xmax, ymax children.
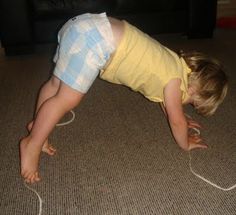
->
<box><xmin>24</xmin><ymin>182</ymin><xmax>43</xmax><ymax>215</ymax></box>
<box><xmin>189</xmin><ymin>127</ymin><xmax>236</xmax><ymax>191</ymax></box>
<box><xmin>24</xmin><ymin>110</ymin><xmax>75</xmax><ymax>215</ymax></box>
<box><xmin>24</xmin><ymin>111</ymin><xmax>235</xmax><ymax>215</ymax></box>
<box><xmin>56</xmin><ymin>110</ymin><xmax>75</xmax><ymax>127</ymax></box>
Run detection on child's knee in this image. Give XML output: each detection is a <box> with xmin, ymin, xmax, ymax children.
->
<box><xmin>55</xmin><ymin>81</ymin><xmax>84</xmax><ymax>110</ymax></box>
<box><xmin>66</xmin><ymin>94</ymin><xmax>83</xmax><ymax>108</ymax></box>
<box><xmin>57</xmin><ymin>91</ymin><xmax>84</xmax><ymax>110</ymax></box>
<box><xmin>49</xmin><ymin>76</ymin><xmax>60</xmax><ymax>88</ymax></box>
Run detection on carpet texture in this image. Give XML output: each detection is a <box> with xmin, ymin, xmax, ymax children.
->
<box><xmin>0</xmin><ymin>28</ymin><xmax>235</xmax><ymax>215</ymax></box>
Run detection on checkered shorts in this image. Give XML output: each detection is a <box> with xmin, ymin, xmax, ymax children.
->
<box><xmin>53</xmin><ymin>13</ymin><xmax>115</xmax><ymax>93</ymax></box>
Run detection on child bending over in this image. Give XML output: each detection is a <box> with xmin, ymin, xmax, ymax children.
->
<box><xmin>20</xmin><ymin>13</ymin><xmax>228</xmax><ymax>183</ymax></box>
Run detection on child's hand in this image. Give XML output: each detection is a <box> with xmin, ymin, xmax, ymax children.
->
<box><xmin>188</xmin><ymin>134</ymin><xmax>208</xmax><ymax>151</ymax></box>
<box><xmin>185</xmin><ymin>115</ymin><xmax>201</xmax><ymax>130</ymax></box>
<box><xmin>187</xmin><ymin>118</ymin><xmax>201</xmax><ymax>129</ymax></box>
<box><xmin>185</xmin><ymin>114</ymin><xmax>207</xmax><ymax>150</ymax></box>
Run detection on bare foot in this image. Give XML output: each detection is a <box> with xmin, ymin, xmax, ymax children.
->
<box><xmin>27</xmin><ymin>121</ymin><xmax>56</xmax><ymax>155</ymax></box>
<box><xmin>20</xmin><ymin>137</ymin><xmax>41</xmax><ymax>183</ymax></box>
<box><xmin>42</xmin><ymin>141</ymin><xmax>56</xmax><ymax>155</ymax></box>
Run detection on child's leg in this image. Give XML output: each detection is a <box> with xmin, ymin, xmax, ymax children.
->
<box><xmin>27</xmin><ymin>75</ymin><xmax>60</xmax><ymax>155</ymax></box>
<box><xmin>20</xmin><ymin>81</ymin><xmax>84</xmax><ymax>183</ymax></box>
<box><xmin>35</xmin><ymin>75</ymin><xmax>61</xmax><ymax>112</ymax></box>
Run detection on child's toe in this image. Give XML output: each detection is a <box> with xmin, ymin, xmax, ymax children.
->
<box><xmin>35</xmin><ymin>172</ymin><xmax>41</xmax><ymax>182</ymax></box>
<box><xmin>24</xmin><ymin>175</ymin><xmax>31</xmax><ymax>183</ymax></box>
<box><xmin>22</xmin><ymin>170</ymin><xmax>30</xmax><ymax>179</ymax></box>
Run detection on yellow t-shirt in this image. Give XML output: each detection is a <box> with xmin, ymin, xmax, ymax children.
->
<box><xmin>100</xmin><ymin>21</ymin><xmax>191</xmax><ymax>103</ymax></box>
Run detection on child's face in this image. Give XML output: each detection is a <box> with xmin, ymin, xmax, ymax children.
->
<box><xmin>185</xmin><ymin>85</ymin><xmax>198</xmax><ymax>107</ymax></box>
<box><xmin>183</xmin><ymin>97</ymin><xmax>194</xmax><ymax>106</ymax></box>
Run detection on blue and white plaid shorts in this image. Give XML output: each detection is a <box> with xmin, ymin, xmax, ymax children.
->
<box><xmin>53</xmin><ymin>13</ymin><xmax>115</xmax><ymax>93</ymax></box>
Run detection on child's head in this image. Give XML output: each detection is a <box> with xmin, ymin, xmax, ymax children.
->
<box><xmin>180</xmin><ymin>51</ymin><xmax>228</xmax><ymax>116</ymax></box>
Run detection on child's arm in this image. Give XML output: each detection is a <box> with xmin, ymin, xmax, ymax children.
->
<box><xmin>163</xmin><ymin>79</ymin><xmax>207</xmax><ymax>151</ymax></box>
<box><xmin>160</xmin><ymin>103</ymin><xmax>202</xmax><ymax>130</ymax></box>
<box><xmin>160</xmin><ymin>102</ymin><xmax>167</xmax><ymax>117</ymax></box>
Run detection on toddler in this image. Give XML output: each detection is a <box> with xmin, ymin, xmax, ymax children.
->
<box><xmin>20</xmin><ymin>13</ymin><xmax>228</xmax><ymax>183</ymax></box>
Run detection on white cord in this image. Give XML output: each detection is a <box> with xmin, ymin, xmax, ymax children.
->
<box><xmin>23</xmin><ymin>110</ymin><xmax>235</xmax><ymax>215</ymax></box>
<box><xmin>24</xmin><ymin>182</ymin><xmax>43</xmax><ymax>215</ymax></box>
<box><xmin>24</xmin><ymin>110</ymin><xmax>75</xmax><ymax>215</ymax></box>
<box><xmin>56</xmin><ymin>110</ymin><xmax>75</xmax><ymax>127</ymax></box>
<box><xmin>189</xmin><ymin>127</ymin><xmax>236</xmax><ymax>191</ymax></box>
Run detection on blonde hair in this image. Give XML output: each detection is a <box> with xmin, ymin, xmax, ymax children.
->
<box><xmin>179</xmin><ymin>51</ymin><xmax>228</xmax><ymax>116</ymax></box>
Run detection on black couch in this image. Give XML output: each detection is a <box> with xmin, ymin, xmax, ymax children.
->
<box><xmin>0</xmin><ymin>0</ymin><xmax>217</xmax><ymax>56</ymax></box>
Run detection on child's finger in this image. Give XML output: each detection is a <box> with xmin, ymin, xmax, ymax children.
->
<box><xmin>188</xmin><ymin>120</ymin><xmax>201</xmax><ymax>128</ymax></box>
<box><xmin>190</xmin><ymin>143</ymin><xmax>208</xmax><ymax>150</ymax></box>
<box><xmin>189</xmin><ymin>135</ymin><xmax>202</xmax><ymax>142</ymax></box>
<box><xmin>195</xmin><ymin>143</ymin><xmax>208</xmax><ymax>149</ymax></box>
<box><xmin>194</xmin><ymin>137</ymin><xmax>203</xmax><ymax>143</ymax></box>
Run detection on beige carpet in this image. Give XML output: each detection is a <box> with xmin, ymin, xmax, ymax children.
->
<box><xmin>0</xmin><ymin>28</ymin><xmax>235</xmax><ymax>215</ymax></box>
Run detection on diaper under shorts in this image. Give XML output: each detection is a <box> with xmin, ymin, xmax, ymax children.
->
<box><xmin>53</xmin><ymin>13</ymin><xmax>115</xmax><ymax>93</ymax></box>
